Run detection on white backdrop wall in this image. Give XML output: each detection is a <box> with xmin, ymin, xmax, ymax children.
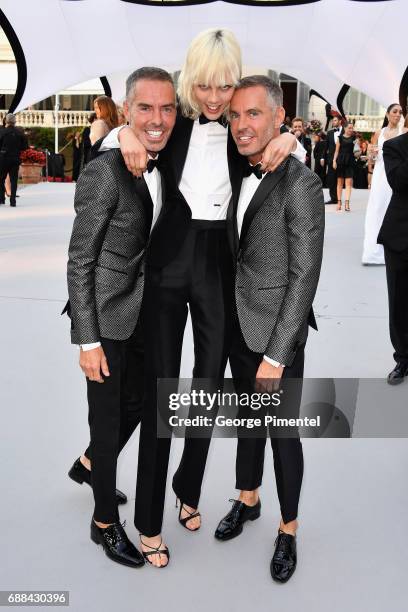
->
<box><xmin>0</xmin><ymin>0</ymin><xmax>406</xmax><ymax>112</ymax></box>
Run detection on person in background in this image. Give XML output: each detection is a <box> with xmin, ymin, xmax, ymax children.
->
<box><xmin>0</xmin><ymin>117</ymin><xmax>12</xmax><ymax>198</ymax></box>
<box><xmin>333</xmin><ymin>122</ymin><xmax>357</xmax><ymax>211</ymax></box>
<box><xmin>117</xmin><ymin>106</ymin><xmax>127</xmax><ymax>126</ymax></box>
<box><xmin>90</xmin><ymin>95</ymin><xmax>119</xmax><ymax>145</ymax></box>
<box><xmin>280</xmin><ymin>116</ymin><xmax>291</xmax><ymax>134</ymax></box>
<box><xmin>0</xmin><ymin>113</ymin><xmax>28</xmax><ymax>207</ymax></box>
<box><xmin>378</xmin><ymin>129</ymin><xmax>408</xmax><ymax>384</ymax></box>
<box><xmin>354</xmin><ymin>139</ymin><xmax>369</xmax><ymax>189</ymax></box>
<box><xmin>71</xmin><ymin>131</ymin><xmax>82</xmax><ymax>182</ymax></box>
<box><xmin>362</xmin><ymin>103</ymin><xmax>405</xmax><ymax>264</ymax></box>
<box><xmin>312</xmin><ymin>131</ymin><xmax>326</xmax><ymax>184</ymax></box>
<box><xmin>323</xmin><ymin>115</ymin><xmax>343</xmax><ymax>204</ymax></box>
<box><xmin>292</xmin><ymin>117</ymin><xmax>312</xmax><ymax>168</ymax></box>
<box><xmin>81</xmin><ymin>112</ymin><xmax>96</xmax><ymax>166</ymax></box>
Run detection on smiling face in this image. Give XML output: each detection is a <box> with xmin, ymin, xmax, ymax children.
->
<box><xmin>292</xmin><ymin>120</ymin><xmax>304</xmax><ymax>137</ymax></box>
<box><xmin>387</xmin><ymin>104</ymin><xmax>403</xmax><ymax>127</ymax></box>
<box><xmin>229</xmin><ymin>85</ymin><xmax>284</xmax><ymax>164</ymax></box>
<box><xmin>124</xmin><ymin>79</ymin><xmax>176</xmax><ymax>154</ymax></box>
<box><xmin>193</xmin><ymin>80</ymin><xmax>235</xmax><ymax>120</ymax></box>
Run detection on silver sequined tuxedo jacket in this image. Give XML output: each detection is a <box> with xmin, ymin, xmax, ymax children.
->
<box><xmin>67</xmin><ymin>150</ymin><xmax>155</xmax><ymax>345</ymax></box>
<box><xmin>233</xmin><ymin>156</ymin><xmax>325</xmax><ymax>367</ymax></box>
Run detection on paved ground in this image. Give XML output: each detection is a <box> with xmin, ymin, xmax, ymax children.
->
<box><xmin>0</xmin><ymin>184</ymin><xmax>406</xmax><ymax>612</ymax></box>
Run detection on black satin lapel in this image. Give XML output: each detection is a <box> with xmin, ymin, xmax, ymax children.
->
<box><xmin>227</xmin><ymin>128</ymin><xmax>246</xmax><ymax>256</ymax></box>
<box><xmin>239</xmin><ymin>167</ymin><xmax>286</xmax><ymax>246</ymax></box>
<box><xmin>150</xmin><ymin>170</ymin><xmax>167</xmax><ymax>234</ymax></box>
<box><xmin>132</xmin><ymin>176</ymin><xmax>153</xmax><ymax>235</ymax></box>
<box><xmin>169</xmin><ymin>115</ymin><xmax>194</xmax><ymax>185</ymax></box>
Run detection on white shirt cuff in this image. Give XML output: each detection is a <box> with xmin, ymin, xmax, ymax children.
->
<box><xmin>99</xmin><ymin>125</ymin><xmax>127</xmax><ymax>151</ymax></box>
<box><xmin>79</xmin><ymin>342</ymin><xmax>101</xmax><ymax>351</ymax></box>
<box><xmin>291</xmin><ymin>139</ymin><xmax>306</xmax><ymax>164</ymax></box>
<box><xmin>263</xmin><ymin>355</ymin><xmax>285</xmax><ymax>368</ymax></box>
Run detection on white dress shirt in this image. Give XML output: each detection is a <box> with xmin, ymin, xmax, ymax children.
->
<box><xmin>80</xmin><ymin>161</ymin><xmax>162</xmax><ymax>351</ymax></box>
<box><xmin>237</xmin><ymin>169</ymin><xmax>286</xmax><ymax>368</ymax></box>
<box><xmin>101</xmin><ymin>123</ymin><xmax>306</xmax><ymax>221</ymax></box>
<box><xmin>179</xmin><ymin>119</ymin><xmax>231</xmax><ymax>220</ymax></box>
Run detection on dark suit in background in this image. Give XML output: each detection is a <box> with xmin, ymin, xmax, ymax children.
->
<box><xmin>378</xmin><ymin>133</ymin><xmax>408</xmax><ymax>367</ymax></box>
<box><xmin>0</xmin><ymin>125</ymin><xmax>28</xmax><ymax>205</ymax></box>
<box><xmin>313</xmin><ymin>139</ymin><xmax>326</xmax><ymax>185</ymax></box>
<box><xmin>298</xmin><ymin>134</ymin><xmax>312</xmax><ymax>169</ymax></box>
<box><xmin>324</xmin><ymin>127</ymin><xmax>342</xmax><ymax>203</ymax></box>
<box><xmin>81</xmin><ymin>126</ymin><xmax>92</xmax><ymax>166</ymax></box>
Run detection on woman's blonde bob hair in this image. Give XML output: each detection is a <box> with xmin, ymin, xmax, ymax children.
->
<box><xmin>177</xmin><ymin>28</ymin><xmax>242</xmax><ymax>119</ymax></box>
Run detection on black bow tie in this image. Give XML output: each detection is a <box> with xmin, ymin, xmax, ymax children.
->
<box><xmin>198</xmin><ymin>114</ymin><xmax>227</xmax><ymax>127</ymax></box>
<box><xmin>146</xmin><ymin>158</ymin><xmax>159</xmax><ymax>173</ymax></box>
<box><xmin>334</xmin><ymin>128</ymin><xmax>340</xmax><ymax>132</ymax></box>
<box><xmin>244</xmin><ymin>162</ymin><xmax>264</xmax><ymax>180</ymax></box>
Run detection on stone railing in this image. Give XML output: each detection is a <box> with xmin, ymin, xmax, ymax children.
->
<box><xmin>0</xmin><ymin>109</ymin><xmax>385</xmax><ymax>132</ymax></box>
<box><xmin>347</xmin><ymin>115</ymin><xmax>384</xmax><ymax>132</ymax></box>
<box><xmin>0</xmin><ymin>109</ymin><xmax>91</xmax><ymax>128</ymax></box>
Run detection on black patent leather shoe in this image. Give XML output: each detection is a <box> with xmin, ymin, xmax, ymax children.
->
<box><xmin>68</xmin><ymin>458</ymin><xmax>127</xmax><ymax>505</ymax></box>
<box><xmin>214</xmin><ymin>498</ymin><xmax>261</xmax><ymax>541</ymax></box>
<box><xmin>270</xmin><ymin>531</ymin><xmax>297</xmax><ymax>583</ymax></box>
<box><xmin>387</xmin><ymin>362</ymin><xmax>408</xmax><ymax>385</ymax></box>
<box><xmin>90</xmin><ymin>520</ymin><xmax>144</xmax><ymax>568</ymax></box>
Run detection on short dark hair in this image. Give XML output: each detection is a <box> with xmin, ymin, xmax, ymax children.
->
<box><xmin>292</xmin><ymin>116</ymin><xmax>304</xmax><ymax>126</ymax></box>
<box><xmin>126</xmin><ymin>67</ymin><xmax>174</xmax><ymax>100</ymax></box>
<box><xmin>235</xmin><ymin>75</ymin><xmax>283</xmax><ymax>108</ymax></box>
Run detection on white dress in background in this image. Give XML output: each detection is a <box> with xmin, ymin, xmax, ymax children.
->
<box><xmin>362</xmin><ymin>126</ymin><xmax>402</xmax><ymax>265</ymax></box>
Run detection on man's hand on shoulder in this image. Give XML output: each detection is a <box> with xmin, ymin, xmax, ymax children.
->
<box><xmin>255</xmin><ymin>359</ymin><xmax>284</xmax><ymax>393</ymax></box>
<box><xmin>79</xmin><ymin>346</ymin><xmax>110</xmax><ymax>383</ymax></box>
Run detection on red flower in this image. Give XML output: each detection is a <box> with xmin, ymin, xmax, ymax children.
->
<box><xmin>20</xmin><ymin>149</ymin><xmax>46</xmax><ymax>165</ymax></box>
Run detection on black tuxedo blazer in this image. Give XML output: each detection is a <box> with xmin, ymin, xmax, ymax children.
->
<box><xmin>0</xmin><ymin>126</ymin><xmax>28</xmax><ymax>162</ymax></box>
<box><xmin>378</xmin><ymin>132</ymin><xmax>408</xmax><ymax>252</ymax></box>
<box><xmin>313</xmin><ymin>140</ymin><xmax>326</xmax><ymax>163</ymax></box>
<box><xmin>324</xmin><ymin>128</ymin><xmax>342</xmax><ymax>161</ymax></box>
<box><xmin>147</xmin><ymin>111</ymin><xmax>245</xmax><ymax>267</ymax></box>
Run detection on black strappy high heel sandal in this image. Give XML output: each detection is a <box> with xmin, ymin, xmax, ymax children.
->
<box><xmin>139</xmin><ymin>535</ymin><xmax>170</xmax><ymax>568</ymax></box>
<box><xmin>175</xmin><ymin>498</ymin><xmax>201</xmax><ymax>531</ymax></box>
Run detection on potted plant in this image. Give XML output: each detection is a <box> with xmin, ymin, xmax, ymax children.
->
<box><xmin>19</xmin><ymin>148</ymin><xmax>46</xmax><ymax>184</ymax></box>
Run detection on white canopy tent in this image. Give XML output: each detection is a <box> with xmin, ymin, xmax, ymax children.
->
<box><xmin>0</xmin><ymin>0</ymin><xmax>407</xmax><ymax>114</ymax></box>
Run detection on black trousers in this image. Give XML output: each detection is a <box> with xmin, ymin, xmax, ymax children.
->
<box><xmin>87</xmin><ymin>323</ymin><xmax>144</xmax><ymax>523</ymax></box>
<box><xmin>384</xmin><ymin>246</ymin><xmax>408</xmax><ymax>365</ymax></box>
<box><xmin>326</xmin><ymin>158</ymin><xmax>338</xmax><ymax>203</ymax></box>
<box><xmin>230</xmin><ymin>318</ymin><xmax>304</xmax><ymax>524</ymax></box>
<box><xmin>0</xmin><ymin>159</ymin><xmax>19</xmax><ymax>204</ymax></box>
<box><xmin>135</xmin><ymin>220</ymin><xmax>234</xmax><ymax>536</ymax></box>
